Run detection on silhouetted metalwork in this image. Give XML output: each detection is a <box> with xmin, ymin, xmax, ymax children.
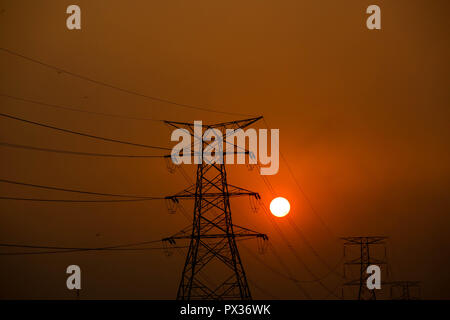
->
<box><xmin>389</xmin><ymin>281</ymin><xmax>421</xmax><ymax>300</ymax></box>
<box><xmin>341</xmin><ymin>236</ymin><xmax>388</xmax><ymax>300</ymax></box>
<box><xmin>163</xmin><ymin>117</ymin><xmax>267</xmax><ymax>300</ymax></box>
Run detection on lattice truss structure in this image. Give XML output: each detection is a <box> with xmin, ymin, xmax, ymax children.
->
<box><xmin>341</xmin><ymin>236</ymin><xmax>388</xmax><ymax>300</ymax></box>
<box><xmin>389</xmin><ymin>281</ymin><xmax>421</xmax><ymax>300</ymax></box>
<box><xmin>162</xmin><ymin>117</ymin><xmax>267</xmax><ymax>300</ymax></box>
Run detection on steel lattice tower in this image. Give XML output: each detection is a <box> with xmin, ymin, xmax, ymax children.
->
<box><xmin>389</xmin><ymin>281</ymin><xmax>421</xmax><ymax>300</ymax></box>
<box><xmin>341</xmin><ymin>236</ymin><xmax>388</xmax><ymax>300</ymax></box>
<box><xmin>163</xmin><ymin>117</ymin><xmax>267</xmax><ymax>300</ymax></box>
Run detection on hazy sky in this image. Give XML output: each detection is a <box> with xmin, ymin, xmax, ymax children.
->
<box><xmin>0</xmin><ymin>0</ymin><xmax>449</xmax><ymax>299</ymax></box>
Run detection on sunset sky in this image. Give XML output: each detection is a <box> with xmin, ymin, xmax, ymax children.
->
<box><xmin>1</xmin><ymin>0</ymin><xmax>449</xmax><ymax>299</ymax></box>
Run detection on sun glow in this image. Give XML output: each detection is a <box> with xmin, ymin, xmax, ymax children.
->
<box><xmin>270</xmin><ymin>197</ymin><xmax>290</xmax><ymax>217</ymax></box>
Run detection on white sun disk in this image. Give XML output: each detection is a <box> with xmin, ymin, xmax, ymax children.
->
<box><xmin>270</xmin><ymin>197</ymin><xmax>290</xmax><ymax>217</ymax></box>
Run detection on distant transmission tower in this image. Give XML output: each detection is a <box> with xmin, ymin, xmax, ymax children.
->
<box><xmin>341</xmin><ymin>236</ymin><xmax>388</xmax><ymax>300</ymax></box>
<box><xmin>163</xmin><ymin>117</ymin><xmax>267</xmax><ymax>300</ymax></box>
<box><xmin>390</xmin><ymin>281</ymin><xmax>421</xmax><ymax>300</ymax></box>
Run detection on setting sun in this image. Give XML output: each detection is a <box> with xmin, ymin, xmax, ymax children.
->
<box><xmin>270</xmin><ymin>197</ymin><xmax>290</xmax><ymax>217</ymax></box>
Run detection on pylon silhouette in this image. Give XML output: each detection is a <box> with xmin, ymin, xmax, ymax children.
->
<box><xmin>163</xmin><ymin>117</ymin><xmax>267</xmax><ymax>300</ymax></box>
<box><xmin>389</xmin><ymin>281</ymin><xmax>421</xmax><ymax>300</ymax></box>
<box><xmin>341</xmin><ymin>236</ymin><xmax>388</xmax><ymax>300</ymax></box>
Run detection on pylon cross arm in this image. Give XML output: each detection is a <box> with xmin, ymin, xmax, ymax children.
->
<box><xmin>166</xmin><ymin>183</ymin><xmax>260</xmax><ymax>201</ymax></box>
<box><xmin>163</xmin><ymin>232</ymin><xmax>267</xmax><ymax>242</ymax></box>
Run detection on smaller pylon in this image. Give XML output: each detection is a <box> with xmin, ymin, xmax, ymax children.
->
<box><xmin>341</xmin><ymin>236</ymin><xmax>388</xmax><ymax>300</ymax></box>
<box><xmin>389</xmin><ymin>281</ymin><xmax>421</xmax><ymax>300</ymax></box>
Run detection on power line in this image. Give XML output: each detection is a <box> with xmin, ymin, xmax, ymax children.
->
<box><xmin>0</xmin><ymin>178</ymin><xmax>163</xmax><ymax>199</ymax></box>
<box><xmin>0</xmin><ymin>93</ymin><xmax>163</xmax><ymax>122</ymax></box>
<box><xmin>254</xmin><ymin>161</ymin><xmax>343</xmax><ymax>280</ymax></box>
<box><xmin>0</xmin><ymin>142</ymin><xmax>167</xmax><ymax>158</ymax></box>
<box><xmin>0</xmin><ymin>47</ymin><xmax>254</xmax><ymax>117</ymax></box>
<box><xmin>260</xmin><ymin>203</ymin><xmax>342</xmax><ymax>299</ymax></box>
<box><xmin>258</xmin><ymin>119</ymin><xmax>345</xmax><ymax>286</ymax></box>
<box><xmin>0</xmin><ymin>112</ymin><xmax>171</xmax><ymax>151</ymax></box>
<box><xmin>281</xmin><ymin>151</ymin><xmax>337</xmax><ymax>238</ymax></box>
<box><xmin>287</xmin><ymin>215</ymin><xmax>345</xmax><ymax>279</ymax></box>
<box><xmin>0</xmin><ymin>240</ymin><xmax>163</xmax><ymax>250</ymax></box>
<box><xmin>0</xmin><ymin>197</ymin><xmax>155</xmax><ymax>203</ymax></box>
<box><xmin>0</xmin><ymin>240</ymin><xmax>189</xmax><ymax>255</ymax></box>
<box><xmin>0</xmin><ymin>246</ymin><xmax>189</xmax><ymax>256</ymax></box>
<box><xmin>244</xmin><ymin>162</ymin><xmax>341</xmax><ymax>298</ymax></box>
<box><xmin>268</xmin><ymin>242</ymin><xmax>342</xmax><ymax>284</ymax></box>
<box><xmin>241</xmin><ymin>243</ymin><xmax>311</xmax><ymax>299</ymax></box>
<box><xmin>0</xmin><ymin>231</ymin><xmax>255</xmax><ymax>257</ymax></box>
<box><xmin>247</xmin><ymin>278</ymin><xmax>279</xmax><ymax>299</ymax></box>
<box><xmin>262</xmin><ymin>118</ymin><xmax>337</xmax><ymax>239</ymax></box>
<box><xmin>243</xmin><ymin>241</ymin><xmax>344</xmax><ymax>300</ymax></box>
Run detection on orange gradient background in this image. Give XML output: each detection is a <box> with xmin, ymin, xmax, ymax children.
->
<box><xmin>0</xmin><ymin>0</ymin><xmax>449</xmax><ymax>299</ymax></box>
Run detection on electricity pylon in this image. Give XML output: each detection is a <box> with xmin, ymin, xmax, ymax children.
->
<box><xmin>389</xmin><ymin>281</ymin><xmax>421</xmax><ymax>300</ymax></box>
<box><xmin>341</xmin><ymin>236</ymin><xmax>388</xmax><ymax>300</ymax></box>
<box><xmin>163</xmin><ymin>117</ymin><xmax>267</xmax><ymax>300</ymax></box>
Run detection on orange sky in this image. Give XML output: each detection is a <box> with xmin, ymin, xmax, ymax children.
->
<box><xmin>0</xmin><ymin>0</ymin><xmax>449</xmax><ymax>299</ymax></box>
